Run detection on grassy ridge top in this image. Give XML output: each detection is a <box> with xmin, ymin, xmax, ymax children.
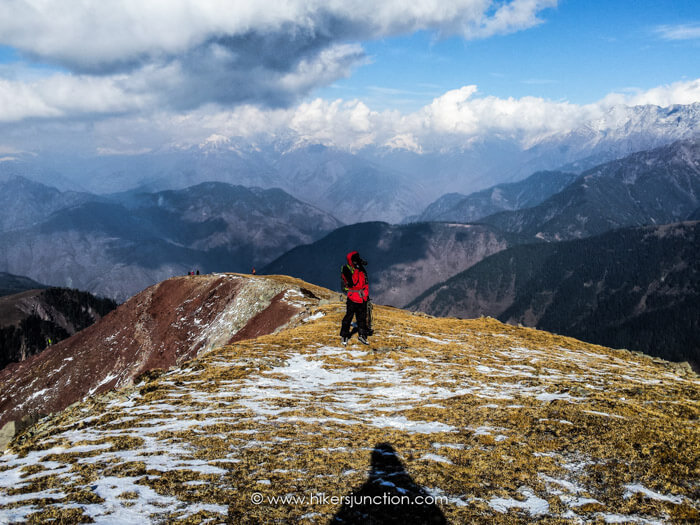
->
<box><xmin>1</xmin><ymin>298</ymin><xmax>698</xmax><ymax>523</ymax></box>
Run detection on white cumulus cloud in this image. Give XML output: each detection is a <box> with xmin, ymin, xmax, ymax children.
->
<box><xmin>0</xmin><ymin>0</ymin><xmax>556</xmax><ymax>114</ymax></box>
<box><xmin>0</xmin><ymin>72</ymin><xmax>152</xmax><ymax>122</ymax></box>
<box><xmin>0</xmin><ymin>1</ymin><xmax>557</xmax><ymax>69</ymax></box>
<box><xmin>120</xmin><ymin>77</ymin><xmax>700</xmax><ymax>154</ymax></box>
<box><xmin>600</xmin><ymin>78</ymin><xmax>700</xmax><ymax>108</ymax></box>
<box><xmin>2</xmin><ymin>78</ymin><xmax>699</xmax><ymax>156</ymax></box>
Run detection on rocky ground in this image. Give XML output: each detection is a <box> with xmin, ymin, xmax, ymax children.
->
<box><xmin>0</xmin><ymin>276</ymin><xmax>698</xmax><ymax>524</ymax></box>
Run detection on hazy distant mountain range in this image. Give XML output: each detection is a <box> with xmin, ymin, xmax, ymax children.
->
<box><xmin>0</xmin><ymin>105</ymin><xmax>698</xmax><ymax>319</ymax></box>
<box><xmin>0</xmin><ymin>177</ymin><xmax>96</xmax><ymax>232</ymax></box>
<box><xmin>0</xmin><ymin>180</ymin><xmax>341</xmax><ymax>301</ymax></box>
<box><xmin>269</xmin><ymin>138</ymin><xmax>700</xmax><ymax>304</ymax></box>
<box><xmin>2</xmin><ymin>103</ymin><xmax>699</xmax><ymax>223</ymax></box>
<box><xmin>3</xmin><ymin>137</ymin><xmax>696</xmax><ymax>306</ymax></box>
<box><xmin>478</xmin><ymin>139</ymin><xmax>700</xmax><ymax>241</ymax></box>
<box><xmin>408</xmin><ymin>170</ymin><xmax>579</xmax><ymax>224</ymax></box>
<box><xmin>408</xmin><ymin>221</ymin><xmax>700</xmax><ymax>369</ymax></box>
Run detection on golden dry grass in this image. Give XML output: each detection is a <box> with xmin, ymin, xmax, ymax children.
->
<box><xmin>1</xmin><ymin>291</ymin><xmax>698</xmax><ymax>524</ymax></box>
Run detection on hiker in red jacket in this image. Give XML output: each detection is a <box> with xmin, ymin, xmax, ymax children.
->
<box><xmin>340</xmin><ymin>251</ymin><xmax>370</xmax><ymax>346</ymax></box>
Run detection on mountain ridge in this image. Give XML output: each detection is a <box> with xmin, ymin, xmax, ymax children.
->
<box><xmin>0</xmin><ymin>272</ymin><xmax>48</xmax><ymax>297</ymax></box>
<box><xmin>3</xmin><ymin>102</ymin><xmax>699</xmax><ymax>223</ymax></box>
<box><xmin>479</xmin><ymin>138</ymin><xmax>700</xmax><ymax>241</ymax></box>
<box><xmin>0</xmin><ymin>273</ymin><xmax>335</xmax><ymax>435</ymax></box>
<box><xmin>0</xmin><ymin>287</ymin><xmax>117</xmax><ymax>370</ymax></box>
<box><xmin>0</xmin><ymin>179</ymin><xmax>342</xmax><ymax>301</ymax></box>
<box><xmin>0</xmin><ymin>273</ymin><xmax>697</xmax><ymax>523</ymax></box>
<box><xmin>409</xmin><ymin>170</ymin><xmax>579</xmax><ymax>224</ymax></box>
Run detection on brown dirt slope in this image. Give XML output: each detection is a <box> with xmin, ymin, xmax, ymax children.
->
<box><xmin>0</xmin><ymin>273</ymin><xmax>334</xmax><ymax>432</ymax></box>
<box><xmin>0</xmin><ymin>290</ymin><xmax>697</xmax><ymax>524</ymax></box>
<box><xmin>0</xmin><ymin>289</ymin><xmax>44</xmax><ymax>327</ymax></box>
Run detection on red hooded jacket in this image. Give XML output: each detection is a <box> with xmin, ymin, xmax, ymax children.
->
<box><xmin>344</xmin><ymin>251</ymin><xmax>369</xmax><ymax>303</ymax></box>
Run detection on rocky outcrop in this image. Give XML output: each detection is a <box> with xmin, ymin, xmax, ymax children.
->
<box><xmin>0</xmin><ymin>273</ymin><xmax>334</xmax><ymax>434</ymax></box>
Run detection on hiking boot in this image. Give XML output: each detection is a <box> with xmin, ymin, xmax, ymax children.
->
<box><xmin>358</xmin><ymin>335</ymin><xmax>369</xmax><ymax>345</ymax></box>
<box><xmin>341</xmin><ymin>337</ymin><xmax>348</xmax><ymax>346</ymax></box>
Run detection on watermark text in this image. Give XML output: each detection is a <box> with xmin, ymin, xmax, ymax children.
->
<box><xmin>251</xmin><ymin>491</ymin><xmax>448</xmax><ymax>508</ymax></box>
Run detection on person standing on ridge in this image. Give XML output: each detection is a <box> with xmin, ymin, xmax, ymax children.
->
<box><xmin>340</xmin><ymin>251</ymin><xmax>370</xmax><ymax>346</ymax></box>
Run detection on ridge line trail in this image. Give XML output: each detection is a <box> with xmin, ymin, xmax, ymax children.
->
<box><xmin>1</xmin><ymin>302</ymin><xmax>698</xmax><ymax>523</ymax></box>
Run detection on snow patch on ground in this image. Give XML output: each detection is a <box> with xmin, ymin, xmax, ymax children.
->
<box><xmin>406</xmin><ymin>333</ymin><xmax>449</xmax><ymax>344</ymax></box>
<box><xmin>420</xmin><ymin>453</ymin><xmax>453</xmax><ymax>464</ymax></box>
<box><xmin>623</xmin><ymin>483</ymin><xmax>684</xmax><ymax>504</ymax></box>
<box><xmin>489</xmin><ymin>487</ymin><xmax>550</xmax><ymax>516</ymax></box>
<box><xmin>81</xmin><ymin>476</ymin><xmax>228</xmax><ymax>524</ymax></box>
<box><xmin>303</xmin><ymin>311</ymin><xmax>325</xmax><ymax>322</ymax></box>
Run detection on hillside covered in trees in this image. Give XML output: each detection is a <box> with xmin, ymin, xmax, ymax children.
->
<box><xmin>0</xmin><ymin>287</ymin><xmax>117</xmax><ymax>369</ymax></box>
<box><xmin>409</xmin><ymin>221</ymin><xmax>700</xmax><ymax>370</ymax></box>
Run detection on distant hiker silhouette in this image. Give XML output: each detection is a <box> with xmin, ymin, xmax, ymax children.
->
<box><xmin>332</xmin><ymin>443</ymin><xmax>447</xmax><ymax>524</ymax></box>
<box><xmin>252</xmin><ymin>267</ymin><xmax>257</xmax><ymax>275</ymax></box>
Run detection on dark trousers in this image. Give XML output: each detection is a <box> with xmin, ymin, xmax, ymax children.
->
<box><xmin>340</xmin><ymin>299</ymin><xmax>369</xmax><ymax>338</ymax></box>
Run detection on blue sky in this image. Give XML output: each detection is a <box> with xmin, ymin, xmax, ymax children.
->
<box><xmin>317</xmin><ymin>0</ymin><xmax>700</xmax><ymax>110</ymax></box>
<box><xmin>0</xmin><ymin>45</ymin><xmax>17</xmax><ymax>63</ymax></box>
<box><xmin>0</xmin><ymin>0</ymin><xmax>698</xmax><ymax>155</ymax></box>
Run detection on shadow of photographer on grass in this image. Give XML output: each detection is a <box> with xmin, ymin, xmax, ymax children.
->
<box><xmin>331</xmin><ymin>442</ymin><xmax>447</xmax><ymax>524</ymax></box>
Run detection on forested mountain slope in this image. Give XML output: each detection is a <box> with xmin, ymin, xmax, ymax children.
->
<box><xmin>0</xmin><ymin>287</ymin><xmax>116</xmax><ymax>370</ymax></box>
<box><xmin>264</xmin><ymin>222</ymin><xmax>518</xmax><ymax>306</ymax></box>
<box><xmin>409</xmin><ymin>221</ymin><xmax>700</xmax><ymax>369</ymax></box>
<box><xmin>480</xmin><ymin>139</ymin><xmax>700</xmax><ymax>241</ymax></box>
